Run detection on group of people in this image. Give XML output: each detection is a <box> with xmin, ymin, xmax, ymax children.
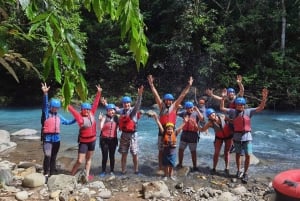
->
<box><xmin>40</xmin><ymin>73</ymin><xmax>268</xmax><ymax>184</ymax></box>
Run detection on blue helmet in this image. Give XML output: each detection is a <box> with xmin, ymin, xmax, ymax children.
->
<box><xmin>106</xmin><ymin>103</ymin><xmax>116</xmax><ymax>110</ymax></box>
<box><xmin>122</xmin><ymin>96</ymin><xmax>132</xmax><ymax>103</ymax></box>
<box><xmin>50</xmin><ymin>98</ymin><xmax>61</xmax><ymax>108</ymax></box>
<box><xmin>163</xmin><ymin>93</ymin><xmax>174</xmax><ymax>100</ymax></box>
<box><xmin>235</xmin><ymin>97</ymin><xmax>246</xmax><ymax>105</ymax></box>
<box><xmin>206</xmin><ymin>108</ymin><xmax>215</xmax><ymax>117</ymax></box>
<box><xmin>184</xmin><ymin>101</ymin><xmax>194</xmax><ymax>109</ymax></box>
<box><xmin>81</xmin><ymin>102</ymin><xmax>92</xmax><ymax>110</ymax></box>
<box><xmin>227</xmin><ymin>88</ymin><xmax>235</xmax><ymax>94</ymax></box>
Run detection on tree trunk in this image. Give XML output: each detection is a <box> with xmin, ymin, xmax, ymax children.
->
<box><xmin>281</xmin><ymin>0</ymin><xmax>286</xmax><ymax>56</ymax></box>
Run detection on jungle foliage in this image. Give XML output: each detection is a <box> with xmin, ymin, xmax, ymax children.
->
<box><xmin>0</xmin><ymin>0</ymin><xmax>299</xmax><ymax>110</ymax></box>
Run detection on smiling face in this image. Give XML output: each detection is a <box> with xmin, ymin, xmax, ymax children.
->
<box><xmin>166</xmin><ymin>126</ymin><xmax>174</xmax><ymax>135</ymax></box>
<box><xmin>164</xmin><ymin>99</ymin><xmax>173</xmax><ymax>107</ymax></box>
<box><xmin>106</xmin><ymin>108</ymin><xmax>115</xmax><ymax>117</ymax></box>
<box><xmin>81</xmin><ymin>108</ymin><xmax>90</xmax><ymax>116</ymax></box>
<box><xmin>227</xmin><ymin>91</ymin><xmax>236</xmax><ymax>100</ymax></box>
<box><xmin>122</xmin><ymin>102</ymin><xmax>131</xmax><ymax>110</ymax></box>
<box><xmin>235</xmin><ymin>103</ymin><xmax>245</xmax><ymax>111</ymax></box>
<box><xmin>208</xmin><ymin>112</ymin><xmax>217</xmax><ymax>121</ymax></box>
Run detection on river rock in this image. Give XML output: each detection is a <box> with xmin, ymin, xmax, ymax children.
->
<box><xmin>0</xmin><ymin>169</ymin><xmax>13</xmax><ymax>187</ymax></box>
<box><xmin>142</xmin><ymin>180</ymin><xmax>170</xmax><ymax>199</ymax></box>
<box><xmin>0</xmin><ymin>130</ymin><xmax>10</xmax><ymax>143</ymax></box>
<box><xmin>217</xmin><ymin>192</ymin><xmax>236</xmax><ymax>201</ymax></box>
<box><xmin>15</xmin><ymin>191</ymin><xmax>29</xmax><ymax>201</ymax></box>
<box><xmin>22</xmin><ymin>172</ymin><xmax>45</xmax><ymax>187</ymax></box>
<box><xmin>0</xmin><ymin>130</ymin><xmax>17</xmax><ymax>153</ymax></box>
<box><xmin>11</xmin><ymin>129</ymin><xmax>38</xmax><ymax>136</ymax></box>
<box><xmin>47</xmin><ymin>174</ymin><xmax>77</xmax><ymax>191</ymax></box>
<box><xmin>0</xmin><ymin>141</ymin><xmax>17</xmax><ymax>153</ymax></box>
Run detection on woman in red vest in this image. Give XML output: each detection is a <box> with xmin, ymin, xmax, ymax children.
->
<box><xmin>68</xmin><ymin>85</ymin><xmax>102</xmax><ymax>182</ymax></box>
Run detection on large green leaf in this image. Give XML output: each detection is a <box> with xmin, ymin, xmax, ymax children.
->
<box><xmin>0</xmin><ymin>58</ymin><xmax>19</xmax><ymax>83</ymax></box>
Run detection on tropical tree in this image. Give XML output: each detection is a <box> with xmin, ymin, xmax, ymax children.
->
<box><xmin>0</xmin><ymin>0</ymin><xmax>148</xmax><ymax>107</ymax></box>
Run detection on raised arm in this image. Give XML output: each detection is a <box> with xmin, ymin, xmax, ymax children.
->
<box><xmin>68</xmin><ymin>105</ymin><xmax>84</xmax><ymax>127</ymax></box>
<box><xmin>236</xmin><ymin>75</ymin><xmax>244</xmax><ymax>97</ymax></box>
<box><xmin>98</xmin><ymin>112</ymin><xmax>105</xmax><ymax>130</ymax></box>
<box><xmin>205</xmin><ymin>88</ymin><xmax>222</xmax><ymax>101</ymax></box>
<box><xmin>91</xmin><ymin>84</ymin><xmax>102</xmax><ymax>113</ymax></box>
<box><xmin>255</xmin><ymin>88</ymin><xmax>268</xmax><ymax>112</ymax></box>
<box><xmin>220</xmin><ymin>93</ymin><xmax>229</xmax><ymax>113</ymax></box>
<box><xmin>152</xmin><ymin>112</ymin><xmax>164</xmax><ymax>133</ymax></box>
<box><xmin>130</xmin><ymin>85</ymin><xmax>144</xmax><ymax>118</ymax></box>
<box><xmin>147</xmin><ymin>75</ymin><xmax>163</xmax><ymax>109</ymax></box>
<box><xmin>193</xmin><ymin>106</ymin><xmax>204</xmax><ymax>122</ymax></box>
<box><xmin>175</xmin><ymin>115</ymin><xmax>189</xmax><ymax>135</ymax></box>
<box><xmin>173</xmin><ymin>76</ymin><xmax>193</xmax><ymax>109</ymax></box>
<box><xmin>41</xmin><ymin>83</ymin><xmax>50</xmax><ymax>113</ymax></box>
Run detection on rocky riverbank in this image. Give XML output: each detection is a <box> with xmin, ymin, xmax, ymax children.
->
<box><xmin>0</xmin><ymin>129</ymin><xmax>278</xmax><ymax>201</ymax></box>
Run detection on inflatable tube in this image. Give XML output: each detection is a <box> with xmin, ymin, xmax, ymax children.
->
<box><xmin>272</xmin><ymin>169</ymin><xmax>300</xmax><ymax>201</ymax></box>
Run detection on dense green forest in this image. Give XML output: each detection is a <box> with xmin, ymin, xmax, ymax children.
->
<box><xmin>0</xmin><ymin>0</ymin><xmax>299</xmax><ymax>110</ymax></box>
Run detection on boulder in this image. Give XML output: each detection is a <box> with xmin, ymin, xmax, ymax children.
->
<box><xmin>11</xmin><ymin>129</ymin><xmax>38</xmax><ymax>136</ymax></box>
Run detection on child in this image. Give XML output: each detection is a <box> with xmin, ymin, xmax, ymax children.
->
<box><xmin>152</xmin><ymin>113</ymin><xmax>187</xmax><ymax>180</ymax></box>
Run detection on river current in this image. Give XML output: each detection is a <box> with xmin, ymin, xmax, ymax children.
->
<box><xmin>0</xmin><ymin>108</ymin><xmax>299</xmax><ymax>176</ymax></box>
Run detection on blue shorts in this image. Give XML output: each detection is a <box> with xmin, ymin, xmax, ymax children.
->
<box><xmin>233</xmin><ymin>141</ymin><xmax>252</xmax><ymax>155</ymax></box>
<box><xmin>163</xmin><ymin>152</ymin><xmax>176</xmax><ymax>167</ymax></box>
<box><xmin>79</xmin><ymin>141</ymin><xmax>96</xmax><ymax>153</ymax></box>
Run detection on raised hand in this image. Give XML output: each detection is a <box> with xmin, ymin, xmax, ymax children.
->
<box><xmin>41</xmin><ymin>83</ymin><xmax>50</xmax><ymax>94</ymax></box>
<box><xmin>236</xmin><ymin>75</ymin><xmax>243</xmax><ymax>84</ymax></box>
<box><xmin>262</xmin><ymin>88</ymin><xmax>268</xmax><ymax>100</ymax></box>
<box><xmin>96</xmin><ymin>84</ymin><xmax>102</xmax><ymax>92</ymax></box>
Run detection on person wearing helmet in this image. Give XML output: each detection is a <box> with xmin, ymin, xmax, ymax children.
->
<box><xmin>68</xmin><ymin>84</ymin><xmax>102</xmax><ymax>182</ymax></box>
<box><xmin>205</xmin><ymin>75</ymin><xmax>244</xmax><ymax>108</ymax></box>
<box><xmin>41</xmin><ymin>83</ymin><xmax>76</xmax><ymax>182</ymax></box>
<box><xmin>199</xmin><ymin>108</ymin><xmax>233</xmax><ymax>176</ymax></box>
<box><xmin>147</xmin><ymin>75</ymin><xmax>193</xmax><ymax>174</ymax></box>
<box><xmin>98</xmin><ymin>103</ymin><xmax>118</xmax><ymax>177</ymax></box>
<box><xmin>151</xmin><ymin>112</ymin><xmax>187</xmax><ymax>180</ymax></box>
<box><xmin>176</xmin><ymin>101</ymin><xmax>204</xmax><ymax>171</ymax></box>
<box><xmin>220</xmin><ymin>88</ymin><xmax>268</xmax><ymax>183</ymax></box>
<box><xmin>115</xmin><ymin>86</ymin><xmax>144</xmax><ymax>175</ymax></box>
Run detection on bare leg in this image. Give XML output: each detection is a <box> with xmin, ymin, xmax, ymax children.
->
<box><xmin>133</xmin><ymin>154</ymin><xmax>138</xmax><ymax>173</ymax></box>
<box><xmin>158</xmin><ymin>150</ymin><xmax>163</xmax><ymax>170</ymax></box>
<box><xmin>178</xmin><ymin>148</ymin><xmax>184</xmax><ymax>167</ymax></box>
<box><xmin>85</xmin><ymin>151</ymin><xmax>94</xmax><ymax>177</ymax></box>
<box><xmin>224</xmin><ymin>139</ymin><xmax>232</xmax><ymax>169</ymax></box>
<box><xmin>244</xmin><ymin>154</ymin><xmax>250</xmax><ymax>173</ymax></box>
<box><xmin>71</xmin><ymin>153</ymin><xmax>85</xmax><ymax>175</ymax></box>
<box><xmin>168</xmin><ymin>166</ymin><xmax>173</xmax><ymax>177</ymax></box>
<box><xmin>235</xmin><ymin>153</ymin><xmax>241</xmax><ymax>172</ymax></box>
<box><xmin>191</xmin><ymin>151</ymin><xmax>197</xmax><ymax>168</ymax></box>
<box><xmin>121</xmin><ymin>153</ymin><xmax>128</xmax><ymax>173</ymax></box>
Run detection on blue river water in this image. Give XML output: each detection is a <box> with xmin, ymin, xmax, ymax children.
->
<box><xmin>0</xmin><ymin>107</ymin><xmax>299</xmax><ymax>176</ymax></box>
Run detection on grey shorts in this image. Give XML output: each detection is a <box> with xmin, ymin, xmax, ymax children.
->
<box><xmin>179</xmin><ymin>141</ymin><xmax>197</xmax><ymax>151</ymax></box>
<box><xmin>118</xmin><ymin>132</ymin><xmax>138</xmax><ymax>155</ymax></box>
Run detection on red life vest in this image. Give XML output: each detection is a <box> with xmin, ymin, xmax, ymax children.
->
<box><xmin>79</xmin><ymin>115</ymin><xmax>97</xmax><ymax>143</ymax></box>
<box><xmin>182</xmin><ymin>117</ymin><xmax>199</xmax><ymax>132</ymax></box>
<box><xmin>211</xmin><ymin>115</ymin><xmax>232</xmax><ymax>139</ymax></box>
<box><xmin>101</xmin><ymin>116</ymin><xmax>118</xmax><ymax>138</ymax></box>
<box><xmin>233</xmin><ymin>111</ymin><xmax>251</xmax><ymax>132</ymax></box>
<box><xmin>215</xmin><ymin>123</ymin><xmax>232</xmax><ymax>139</ymax></box>
<box><xmin>43</xmin><ymin>114</ymin><xmax>60</xmax><ymax>133</ymax></box>
<box><xmin>162</xmin><ymin>131</ymin><xmax>177</xmax><ymax>148</ymax></box>
<box><xmin>159</xmin><ymin>106</ymin><xmax>177</xmax><ymax>126</ymax></box>
<box><xmin>119</xmin><ymin>115</ymin><xmax>136</xmax><ymax>132</ymax></box>
<box><xmin>228</xmin><ymin>101</ymin><xmax>235</xmax><ymax>109</ymax></box>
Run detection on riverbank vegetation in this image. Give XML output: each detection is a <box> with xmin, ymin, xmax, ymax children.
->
<box><xmin>0</xmin><ymin>0</ymin><xmax>299</xmax><ymax>110</ymax></box>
